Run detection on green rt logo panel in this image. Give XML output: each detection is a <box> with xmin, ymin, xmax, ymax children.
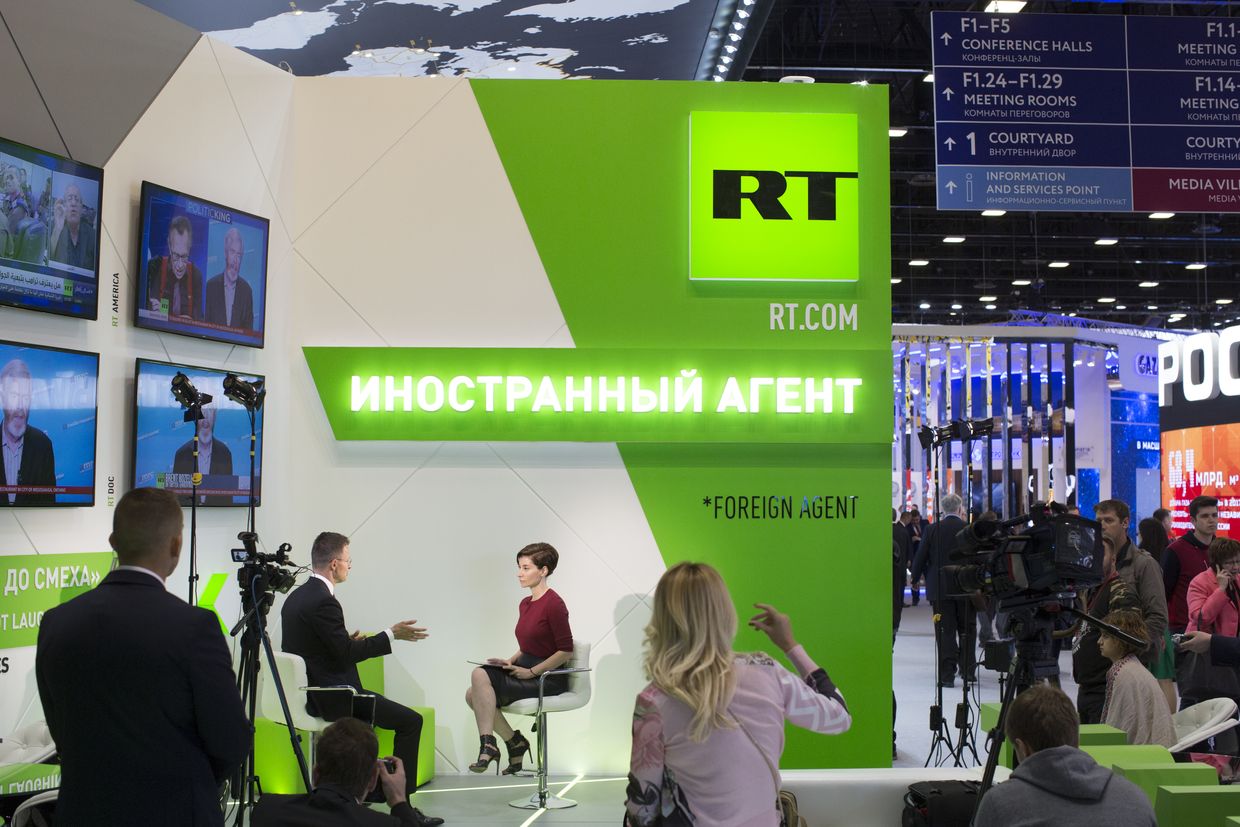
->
<box><xmin>690</xmin><ymin>111</ymin><xmax>860</xmax><ymax>283</ymax></box>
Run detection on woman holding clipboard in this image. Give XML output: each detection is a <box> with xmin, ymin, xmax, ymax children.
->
<box><xmin>465</xmin><ymin>542</ymin><xmax>574</xmax><ymax>774</ymax></box>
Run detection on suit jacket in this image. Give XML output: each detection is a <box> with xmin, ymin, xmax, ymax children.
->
<box><xmin>893</xmin><ymin>523</ymin><xmax>911</xmax><ymax>586</ymax></box>
<box><xmin>35</xmin><ymin>569</ymin><xmax>249</xmax><ymax>826</ymax></box>
<box><xmin>253</xmin><ymin>785</ymin><xmax>419</xmax><ymax>826</ymax></box>
<box><xmin>280</xmin><ymin>577</ymin><xmax>391</xmax><ymax>690</ymax></box>
<box><xmin>910</xmin><ymin>514</ymin><xmax>965</xmax><ymax>603</ymax></box>
<box><xmin>173</xmin><ymin>438</ymin><xmax>234</xmax><ymax>476</ymax></box>
<box><xmin>204</xmin><ymin>273</ymin><xmax>255</xmax><ymax>330</ymax></box>
<box><xmin>0</xmin><ymin>425</ymin><xmax>56</xmax><ymax>505</ymax></box>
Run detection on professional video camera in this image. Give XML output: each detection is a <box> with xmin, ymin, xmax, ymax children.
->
<box><xmin>231</xmin><ymin>530</ymin><xmax>298</xmax><ymax>594</ymax></box>
<box><xmin>942</xmin><ymin>506</ymin><xmax>1104</xmax><ymax>605</ymax></box>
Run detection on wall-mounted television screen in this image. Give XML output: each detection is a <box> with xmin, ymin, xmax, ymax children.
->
<box><xmin>134</xmin><ymin>181</ymin><xmax>268</xmax><ymax>348</ymax></box>
<box><xmin>132</xmin><ymin>359</ymin><xmax>264</xmax><ymax>507</ymax></box>
<box><xmin>0</xmin><ymin>136</ymin><xmax>103</xmax><ymax>319</ymax></box>
<box><xmin>0</xmin><ymin>340</ymin><xmax>98</xmax><ymax>506</ymax></box>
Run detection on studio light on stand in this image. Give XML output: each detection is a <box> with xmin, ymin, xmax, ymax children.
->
<box><xmin>170</xmin><ymin>371</ymin><xmax>211</xmax><ymax>605</ymax></box>
<box><xmin>220</xmin><ymin>373</ymin><xmax>313</xmax><ymax>824</ymax></box>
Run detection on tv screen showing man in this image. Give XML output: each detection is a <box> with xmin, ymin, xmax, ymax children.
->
<box><xmin>0</xmin><ymin>136</ymin><xmax>102</xmax><ymax>319</ymax></box>
<box><xmin>0</xmin><ymin>342</ymin><xmax>98</xmax><ymax>506</ymax></box>
<box><xmin>134</xmin><ymin>181</ymin><xmax>268</xmax><ymax>347</ymax></box>
<box><xmin>132</xmin><ymin>359</ymin><xmax>263</xmax><ymax>507</ymax></box>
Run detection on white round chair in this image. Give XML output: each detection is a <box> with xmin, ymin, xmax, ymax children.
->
<box><xmin>0</xmin><ymin>721</ymin><xmax>56</xmax><ymax>767</ymax></box>
<box><xmin>11</xmin><ymin>790</ymin><xmax>57</xmax><ymax>827</ymax></box>
<box><xmin>502</xmin><ymin>641</ymin><xmax>592</xmax><ymax>810</ymax></box>
<box><xmin>1170</xmin><ymin>696</ymin><xmax>1239</xmax><ymax>752</ymax></box>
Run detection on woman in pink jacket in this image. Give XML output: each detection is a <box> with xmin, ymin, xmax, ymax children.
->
<box><xmin>1186</xmin><ymin>538</ymin><xmax>1240</xmax><ymax>639</ymax></box>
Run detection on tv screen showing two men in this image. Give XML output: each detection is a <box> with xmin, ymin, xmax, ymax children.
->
<box><xmin>132</xmin><ymin>359</ymin><xmax>263</xmax><ymax>507</ymax></box>
<box><xmin>134</xmin><ymin>182</ymin><xmax>268</xmax><ymax>348</ymax></box>
<box><xmin>0</xmin><ymin>340</ymin><xmax>98</xmax><ymax>506</ymax></box>
<box><xmin>0</xmin><ymin>136</ymin><xmax>103</xmax><ymax>319</ymax></box>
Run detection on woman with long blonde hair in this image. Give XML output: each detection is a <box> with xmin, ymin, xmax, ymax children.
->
<box><xmin>624</xmin><ymin>562</ymin><xmax>851</xmax><ymax>826</ymax></box>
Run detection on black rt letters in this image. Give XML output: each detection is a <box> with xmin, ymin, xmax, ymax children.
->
<box><xmin>712</xmin><ymin>170</ymin><xmax>858</xmax><ymax>220</ymax></box>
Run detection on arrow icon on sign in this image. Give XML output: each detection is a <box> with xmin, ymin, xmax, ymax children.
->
<box><xmin>942</xmin><ymin>87</ymin><xmax>954</xmax><ymax>100</ymax></box>
<box><xmin>945</xmin><ymin>181</ymin><xmax>958</xmax><ymax>194</ymax></box>
<box><xmin>940</xmin><ymin>32</ymin><xmax>952</xmax><ymax>45</ymax></box>
<box><xmin>944</xmin><ymin>137</ymin><xmax>956</xmax><ymax>150</ymax></box>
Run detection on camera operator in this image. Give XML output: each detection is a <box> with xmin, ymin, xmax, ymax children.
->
<box><xmin>253</xmin><ymin>717</ymin><xmax>422</xmax><ymax>826</ymax></box>
<box><xmin>1094</xmin><ymin>500</ymin><xmax>1168</xmax><ymax>670</ymax></box>
<box><xmin>910</xmin><ymin>493</ymin><xmax>974</xmax><ymax>687</ymax></box>
<box><xmin>973</xmin><ymin>685</ymin><xmax>1155</xmax><ymax>827</ymax></box>
<box><xmin>1071</xmin><ymin>536</ymin><xmax>1141</xmax><ymax>723</ymax></box>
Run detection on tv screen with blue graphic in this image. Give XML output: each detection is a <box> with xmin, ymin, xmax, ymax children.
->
<box><xmin>0</xmin><ymin>135</ymin><xmax>103</xmax><ymax>319</ymax></box>
<box><xmin>0</xmin><ymin>340</ymin><xmax>98</xmax><ymax>506</ymax></box>
<box><xmin>132</xmin><ymin>359</ymin><xmax>263</xmax><ymax>507</ymax></box>
<box><xmin>134</xmin><ymin>181</ymin><xmax>268</xmax><ymax>348</ymax></box>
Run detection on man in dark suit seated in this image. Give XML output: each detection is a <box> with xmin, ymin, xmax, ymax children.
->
<box><xmin>34</xmin><ymin>487</ymin><xmax>249</xmax><ymax>826</ymax></box>
<box><xmin>253</xmin><ymin>718</ymin><xmax>431</xmax><ymax>826</ymax></box>
<box><xmin>280</xmin><ymin>532</ymin><xmax>441</xmax><ymax>826</ymax></box>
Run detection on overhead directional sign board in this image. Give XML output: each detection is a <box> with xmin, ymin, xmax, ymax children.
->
<box><xmin>933</xmin><ymin>12</ymin><xmax>1240</xmax><ymax>212</ymax></box>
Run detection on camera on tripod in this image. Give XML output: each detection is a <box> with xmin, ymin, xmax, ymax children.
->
<box><xmin>231</xmin><ymin>531</ymin><xmax>298</xmax><ymax>594</ymax></box>
<box><xmin>942</xmin><ymin>506</ymin><xmax>1105</xmax><ymax>604</ymax></box>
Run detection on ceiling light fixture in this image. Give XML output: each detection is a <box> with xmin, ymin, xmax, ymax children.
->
<box><xmin>943</xmin><ymin>236</ymin><xmax>966</xmax><ymax>243</ymax></box>
<box><xmin>1187</xmin><ymin>262</ymin><xmax>1207</xmax><ymax>270</ymax></box>
<box><xmin>1048</xmin><ymin>261</ymin><xmax>1069</xmax><ymax>268</ymax></box>
<box><xmin>888</xmin><ymin>128</ymin><xmax>908</xmax><ymax>137</ymax></box>
<box><xmin>923</xmin><ymin>73</ymin><xmax>934</xmax><ymax>83</ymax></box>
<box><xmin>1218</xmin><ymin>298</ymin><xmax>1235</xmax><ymax>305</ymax></box>
<box><xmin>951</xmin><ymin>303</ymin><xmax>963</xmax><ymax>310</ymax></box>
<box><xmin>891</xmin><ymin>277</ymin><xmax>903</xmax><ymax>284</ymax></box>
<box><xmin>985</xmin><ymin>304</ymin><xmax>997</xmax><ymax>310</ymax></box>
<box><xmin>919</xmin><ymin>302</ymin><xmax>931</xmax><ymax>309</ymax></box>
<box><xmin>1147</xmin><ymin>305</ymin><xmax>1158</xmax><ymax>310</ymax></box>
<box><xmin>1095</xmin><ymin>238</ymin><xmax>1119</xmax><ymax>246</ymax></box>
<box><xmin>909</xmin><ymin>259</ymin><xmax>930</xmax><ymax>266</ymax></box>
<box><xmin>1012</xmin><ymin>279</ymin><xmax>1031</xmax><ymax>286</ymax></box>
<box><xmin>985</xmin><ymin>1</ymin><xmax>1027</xmax><ymax>11</ymax></box>
<box><xmin>1149</xmin><ymin>212</ymin><xmax>1175</xmax><ymax>219</ymax></box>
<box><xmin>1138</xmin><ymin>281</ymin><xmax>1160</xmax><ymax>288</ymax></box>
<box><xmin>1098</xmin><ymin>297</ymin><xmax>1116</xmax><ymax>303</ymax></box>
<box><xmin>979</xmin><ymin>295</ymin><xmax>997</xmax><ymax>302</ymax></box>
<box><xmin>981</xmin><ymin>209</ymin><xmax>1006</xmax><ymax>217</ymax></box>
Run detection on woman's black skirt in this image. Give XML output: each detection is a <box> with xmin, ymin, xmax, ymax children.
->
<box><xmin>484</xmin><ymin>653</ymin><xmax>569</xmax><ymax>707</ymax></box>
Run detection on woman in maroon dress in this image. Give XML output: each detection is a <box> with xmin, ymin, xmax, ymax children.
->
<box><xmin>465</xmin><ymin>542</ymin><xmax>574</xmax><ymax>774</ymax></box>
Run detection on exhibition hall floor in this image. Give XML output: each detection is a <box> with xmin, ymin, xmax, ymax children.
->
<box><xmin>382</xmin><ymin>603</ymin><xmax>1082</xmax><ymax>825</ymax></box>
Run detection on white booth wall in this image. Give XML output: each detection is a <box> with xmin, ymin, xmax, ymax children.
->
<box><xmin>0</xmin><ymin>35</ymin><xmax>664</xmax><ymax>775</ymax></box>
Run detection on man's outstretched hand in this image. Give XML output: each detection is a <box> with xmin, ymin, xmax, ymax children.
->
<box><xmin>391</xmin><ymin>620</ymin><xmax>428</xmax><ymax>642</ymax></box>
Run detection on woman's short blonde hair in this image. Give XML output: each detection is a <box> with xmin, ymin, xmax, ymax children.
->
<box><xmin>644</xmin><ymin>562</ymin><xmax>738</xmax><ymax>741</ymax></box>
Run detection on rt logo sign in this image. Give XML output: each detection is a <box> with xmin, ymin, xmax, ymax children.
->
<box><xmin>689</xmin><ymin>111</ymin><xmax>864</xmax><ymax>282</ymax></box>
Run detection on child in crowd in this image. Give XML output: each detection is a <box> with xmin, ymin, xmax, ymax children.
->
<box><xmin>1099</xmin><ymin>609</ymin><xmax>1176</xmax><ymax>747</ymax></box>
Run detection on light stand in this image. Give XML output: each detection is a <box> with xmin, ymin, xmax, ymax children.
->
<box><xmin>171</xmin><ymin>372</ymin><xmax>210</xmax><ymax>605</ymax></box>
<box><xmin>223</xmin><ymin>373</ymin><xmax>265</xmax><ymax>535</ymax></box>
<box><xmin>918</xmin><ymin>425</ymin><xmax>957</xmax><ymax>767</ymax></box>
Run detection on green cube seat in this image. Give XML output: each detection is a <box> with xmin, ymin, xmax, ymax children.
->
<box><xmin>1153</xmin><ymin>786</ymin><xmax>1240</xmax><ymax>826</ymax></box>
<box><xmin>1080</xmin><ymin>744</ymin><xmax>1173</xmax><ymax>768</ymax></box>
<box><xmin>1112</xmin><ymin>762</ymin><xmax>1217</xmax><ymax>805</ymax></box>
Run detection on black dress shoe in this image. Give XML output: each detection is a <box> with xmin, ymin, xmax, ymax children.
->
<box><xmin>411</xmin><ymin>808</ymin><xmax>444</xmax><ymax>826</ymax></box>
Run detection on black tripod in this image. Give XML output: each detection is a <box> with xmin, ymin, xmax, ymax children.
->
<box><xmin>230</xmin><ymin>558</ymin><xmax>309</xmax><ymax>826</ymax></box>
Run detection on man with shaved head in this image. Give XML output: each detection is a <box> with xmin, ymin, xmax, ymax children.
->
<box><xmin>35</xmin><ymin>488</ymin><xmax>249</xmax><ymax>825</ymax></box>
<box><xmin>205</xmin><ymin>226</ymin><xmax>255</xmax><ymax>330</ymax></box>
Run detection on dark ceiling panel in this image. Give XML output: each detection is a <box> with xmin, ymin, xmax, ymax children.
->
<box><xmin>747</xmin><ymin>0</ymin><xmax>1240</xmax><ymax>331</ymax></box>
